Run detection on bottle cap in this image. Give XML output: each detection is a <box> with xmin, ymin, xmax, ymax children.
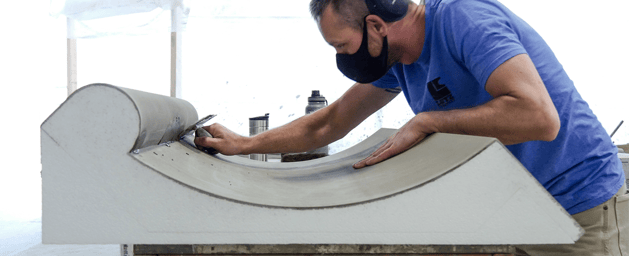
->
<box><xmin>308</xmin><ymin>90</ymin><xmax>326</xmax><ymax>103</ymax></box>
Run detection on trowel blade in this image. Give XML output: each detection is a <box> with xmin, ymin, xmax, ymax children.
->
<box><xmin>178</xmin><ymin>114</ymin><xmax>216</xmax><ymax>138</ymax></box>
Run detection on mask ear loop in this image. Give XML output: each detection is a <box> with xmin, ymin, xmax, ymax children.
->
<box><xmin>358</xmin><ymin>15</ymin><xmax>370</xmax><ymax>52</ymax></box>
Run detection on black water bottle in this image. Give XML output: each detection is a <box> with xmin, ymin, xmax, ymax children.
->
<box><xmin>306</xmin><ymin>90</ymin><xmax>329</xmax><ymax>155</ymax></box>
<box><xmin>306</xmin><ymin>90</ymin><xmax>328</xmax><ymax>115</ymax></box>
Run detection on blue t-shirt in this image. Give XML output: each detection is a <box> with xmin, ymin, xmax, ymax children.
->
<box><xmin>372</xmin><ymin>0</ymin><xmax>625</xmax><ymax>214</ymax></box>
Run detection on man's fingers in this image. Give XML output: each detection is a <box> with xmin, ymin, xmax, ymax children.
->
<box><xmin>365</xmin><ymin>146</ymin><xmax>399</xmax><ymax>166</ymax></box>
<box><xmin>365</xmin><ymin>134</ymin><xmax>395</xmax><ymax>159</ymax></box>
<box><xmin>205</xmin><ymin>123</ymin><xmax>224</xmax><ymax>134</ymax></box>
<box><xmin>193</xmin><ymin>137</ymin><xmax>206</xmax><ymax>147</ymax></box>
<box><xmin>353</xmin><ymin>136</ymin><xmax>419</xmax><ymax>169</ymax></box>
<box><xmin>367</xmin><ymin>133</ymin><xmax>426</xmax><ymax>165</ymax></box>
<box><xmin>194</xmin><ymin>136</ymin><xmax>219</xmax><ymax>148</ymax></box>
<box><xmin>353</xmin><ymin>158</ymin><xmax>368</xmax><ymax>169</ymax></box>
<box><xmin>369</xmin><ymin>142</ymin><xmax>390</xmax><ymax>158</ymax></box>
<box><xmin>353</xmin><ymin>154</ymin><xmax>375</xmax><ymax>169</ymax></box>
<box><xmin>193</xmin><ymin>123</ymin><xmax>244</xmax><ymax>155</ymax></box>
<box><xmin>353</xmin><ymin>142</ymin><xmax>392</xmax><ymax>169</ymax></box>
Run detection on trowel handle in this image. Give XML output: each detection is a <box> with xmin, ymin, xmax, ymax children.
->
<box><xmin>195</xmin><ymin>128</ymin><xmax>218</xmax><ymax>155</ymax></box>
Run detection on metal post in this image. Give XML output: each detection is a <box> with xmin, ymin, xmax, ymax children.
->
<box><xmin>67</xmin><ymin>17</ymin><xmax>77</xmax><ymax>96</ymax></box>
<box><xmin>170</xmin><ymin>6</ymin><xmax>183</xmax><ymax>98</ymax></box>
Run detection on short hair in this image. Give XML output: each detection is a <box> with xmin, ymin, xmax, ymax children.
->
<box><xmin>309</xmin><ymin>0</ymin><xmax>411</xmax><ymax>31</ymax></box>
<box><xmin>310</xmin><ymin>0</ymin><xmax>370</xmax><ymax>31</ymax></box>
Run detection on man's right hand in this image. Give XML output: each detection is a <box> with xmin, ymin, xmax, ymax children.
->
<box><xmin>194</xmin><ymin>123</ymin><xmax>248</xmax><ymax>155</ymax></box>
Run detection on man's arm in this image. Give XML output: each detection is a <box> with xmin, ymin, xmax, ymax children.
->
<box><xmin>354</xmin><ymin>53</ymin><xmax>560</xmax><ymax>168</ymax></box>
<box><xmin>195</xmin><ymin>83</ymin><xmax>400</xmax><ymax>155</ymax></box>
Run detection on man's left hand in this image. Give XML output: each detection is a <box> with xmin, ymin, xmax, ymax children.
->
<box><xmin>353</xmin><ymin>114</ymin><xmax>433</xmax><ymax>169</ymax></box>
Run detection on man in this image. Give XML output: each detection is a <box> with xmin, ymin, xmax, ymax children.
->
<box><xmin>195</xmin><ymin>0</ymin><xmax>627</xmax><ymax>255</ymax></box>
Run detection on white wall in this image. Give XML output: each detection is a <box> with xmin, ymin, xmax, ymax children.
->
<box><xmin>0</xmin><ymin>0</ymin><xmax>627</xmax><ymax>221</ymax></box>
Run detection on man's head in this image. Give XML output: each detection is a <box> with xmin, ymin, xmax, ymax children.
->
<box><xmin>310</xmin><ymin>0</ymin><xmax>370</xmax><ymax>32</ymax></box>
<box><xmin>310</xmin><ymin>0</ymin><xmax>410</xmax><ymax>30</ymax></box>
<box><xmin>309</xmin><ymin>0</ymin><xmax>411</xmax><ymax>83</ymax></box>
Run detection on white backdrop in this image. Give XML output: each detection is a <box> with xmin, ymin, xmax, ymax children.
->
<box><xmin>0</xmin><ymin>0</ymin><xmax>627</xmax><ymax>223</ymax></box>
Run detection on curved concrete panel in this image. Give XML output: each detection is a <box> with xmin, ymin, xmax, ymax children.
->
<box><xmin>41</xmin><ymin>84</ymin><xmax>583</xmax><ymax>245</ymax></box>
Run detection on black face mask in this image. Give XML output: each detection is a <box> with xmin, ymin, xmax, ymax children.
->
<box><xmin>336</xmin><ymin>18</ymin><xmax>390</xmax><ymax>84</ymax></box>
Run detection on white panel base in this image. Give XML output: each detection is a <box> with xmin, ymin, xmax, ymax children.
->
<box><xmin>42</xmin><ymin>134</ymin><xmax>582</xmax><ymax>244</ymax></box>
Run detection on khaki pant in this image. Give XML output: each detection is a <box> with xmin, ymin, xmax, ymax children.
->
<box><xmin>519</xmin><ymin>183</ymin><xmax>629</xmax><ymax>256</ymax></box>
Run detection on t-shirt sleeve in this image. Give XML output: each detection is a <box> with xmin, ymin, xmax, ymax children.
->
<box><xmin>371</xmin><ymin>68</ymin><xmax>400</xmax><ymax>88</ymax></box>
<box><xmin>440</xmin><ymin>0</ymin><xmax>528</xmax><ymax>87</ymax></box>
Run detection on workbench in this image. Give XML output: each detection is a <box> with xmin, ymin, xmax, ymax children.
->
<box><xmin>131</xmin><ymin>244</ymin><xmax>519</xmax><ymax>256</ymax></box>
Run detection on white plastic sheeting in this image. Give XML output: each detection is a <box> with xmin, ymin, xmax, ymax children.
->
<box><xmin>50</xmin><ymin>0</ymin><xmax>189</xmax><ymax>38</ymax></box>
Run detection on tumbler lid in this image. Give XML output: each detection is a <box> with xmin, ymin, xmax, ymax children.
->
<box><xmin>249</xmin><ymin>113</ymin><xmax>269</xmax><ymax>121</ymax></box>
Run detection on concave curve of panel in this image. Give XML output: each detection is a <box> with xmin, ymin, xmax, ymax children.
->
<box><xmin>131</xmin><ymin>129</ymin><xmax>497</xmax><ymax>209</ymax></box>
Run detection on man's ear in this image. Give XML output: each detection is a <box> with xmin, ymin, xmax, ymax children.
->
<box><xmin>365</xmin><ymin>14</ymin><xmax>389</xmax><ymax>37</ymax></box>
